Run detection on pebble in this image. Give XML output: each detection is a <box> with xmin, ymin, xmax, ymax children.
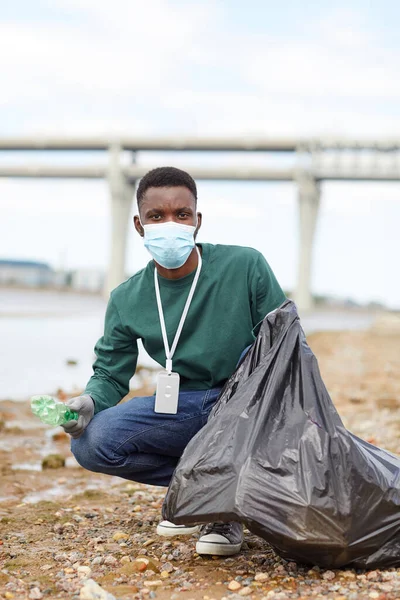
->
<box><xmin>366</xmin><ymin>570</ymin><xmax>379</xmax><ymax>581</ymax></box>
<box><xmin>91</xmin><ymin>556</ymin><xmax>103</xmax><ymax>565</ymax></box>
<box><xmin>238</xmin><ymin>587</ymin><xmax>252</xmax><ymax>596</ymax></box>
<box><xmin>322</xmin><ymin>570</ymin><xmax>336</xmax><ymax>581</ymax></box>
<box><xmin>161</xmin><ymin>562</ymin><xmax>174</xmax><ymax>573</ymax></box>
<box><xmin>254</xmin><ymin>572</ymin><xmax>269</xmax><ymax>582</ymax></box>
<box><xmin>104</xmin><ymin>555</ymin><xmax>118</xmax><ymax>566</ymax></box>
<box><xmin>77</xmin><ymin>566</ymin><xmax>92</xmax><ymax>577</ymax></box>
<box><xmin>79</xmin><ymin>578</ymin><xmax>116</xmax><ymax>600</ymax></box>
<box><xmin>112</xmin><ymin>531</ymin><xmax>129</xmax><ymax>541</ymax></box>
<box><xmin>143</xmin><ymin>538</ymin><xmax>156</xmax><ymax>547</ymax></box>
<box><xmin>74</xmin><ymin>514</ymin><xmax>84</xmax><ymax>523</ymax></box>
<box><xmin>28</xmin><ymin>590</ymin><xmax>43</xmax><ymax>600</ymax></box>
<box><xmin>143</xmin><ymin>580</ymin><xmax>164</xmax><ymax>588</ymax></box>
<box><xmin>341</xmin><ymin>571</ymin><xmax>356</xmax><ymax>579</ymax></box>
<box><xmin>120</xmin><ymin>555</ymin><xmax>131</xmax><ymax>564</ymax></box>
<box><xmin>228</xmin><ymin>581</ymin><xmax>242</xmax><ymax>591</ymax></box>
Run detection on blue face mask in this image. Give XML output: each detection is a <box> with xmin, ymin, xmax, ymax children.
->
<box><xmin>142</xmin><ymin>221</ymin><xmax>197</xmax><ymax>269</ymax></box>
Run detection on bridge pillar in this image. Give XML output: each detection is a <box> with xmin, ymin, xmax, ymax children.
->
<box><xmin>104</xmin><ymin>144</ymin><xmax>135</xmax><ymax>298</ymax></box>
<box><xmin>294</xmin><ymin>173</ymin><xmax>321</xmax><ymax>312</ymax></box>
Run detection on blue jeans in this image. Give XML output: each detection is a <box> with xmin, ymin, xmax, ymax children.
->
<box><xmin>71</xmin><ymin>387</ymin><xmax>222</xmax><ymax>487</ymax></box>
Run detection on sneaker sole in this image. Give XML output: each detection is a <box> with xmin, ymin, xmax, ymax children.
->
<box><xmin>195</xmin><ymin>540</ymin><xmax>243</xmax><ymax>556</ymax></box>
<box><xmin>156</xmin><ymin>524</ymin><xmax>200</xmax><ymax>537</ymax></box>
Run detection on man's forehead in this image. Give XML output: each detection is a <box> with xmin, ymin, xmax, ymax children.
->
<box><xmin>141</xmin><ymin>186</ymin><xmax>196</xmax><ymax>211</ymax></box>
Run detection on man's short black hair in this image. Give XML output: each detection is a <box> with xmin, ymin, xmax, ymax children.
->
<box><xmin>136</xmin><ymin>166</ymin><xmax>197</xmax><ymax>206</ymax></box>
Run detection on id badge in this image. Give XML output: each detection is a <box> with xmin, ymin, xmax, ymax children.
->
<box><xmin>155</xmin><ymin>371</ymin><xmax>180</xmax><ymax>414</ymax></box>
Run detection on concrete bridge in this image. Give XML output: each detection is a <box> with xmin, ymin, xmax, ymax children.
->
<box><xmin>1</xmin><ymin>136</ymin><xmax>400</xmax><ymax>311</ymax></box>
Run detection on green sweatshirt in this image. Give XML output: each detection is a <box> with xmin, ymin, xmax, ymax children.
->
<box><xmin>85</xmin><ymin>243</ymin><xmax>286</xmax><ymax>413</ymax></box>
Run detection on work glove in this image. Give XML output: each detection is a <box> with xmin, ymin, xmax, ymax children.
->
<box><xmin>62</xmin><ymin>394</ymin><xmax>95</xmax><ymax>439</ymax></box>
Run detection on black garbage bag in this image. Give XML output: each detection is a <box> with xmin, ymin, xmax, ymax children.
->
<box><xmin>163</xmin><ymin>300</ymin><xmax>400</xmax><ymax>569</ymax></box>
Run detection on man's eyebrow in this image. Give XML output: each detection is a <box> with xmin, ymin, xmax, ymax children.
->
<box><xmin>145</xmin><ymin>206</ymin><xmax>164</xmax><ymax>215</ymax></box>
<box><xmin>175</xmin><ymin>206</ymin><xmax>194</xmax><ymax>212</ymax></box>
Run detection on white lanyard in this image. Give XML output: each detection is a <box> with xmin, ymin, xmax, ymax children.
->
<box><xmin>154</xmin><ymin>246</ymin><xmax>202</xmax><ymax>374</ymax></box>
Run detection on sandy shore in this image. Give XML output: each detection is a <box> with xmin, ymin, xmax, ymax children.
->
<box><xmin>1</xmin><ymin>326</ymin><xmax>400</xmax><ymax>599</ymax></box>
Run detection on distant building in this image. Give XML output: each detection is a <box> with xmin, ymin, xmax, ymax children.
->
<box><xmin>70</xmin><ymin>268</ymin><xmax>104</xmax><ymax>293</ymax></box>
<box><xmin>0</xmin><ymin>259</ymin><xmax>54</xmax><ymax>287</ymax></box>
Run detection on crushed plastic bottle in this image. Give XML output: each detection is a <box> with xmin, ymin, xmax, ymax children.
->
<box><xmin>30</xmin><ymin>395</ymin><xmax>78</xmax><ymax>426</ymax></box>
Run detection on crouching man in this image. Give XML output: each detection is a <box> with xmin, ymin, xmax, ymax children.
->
<box><xmin>64</xmin><ymin>166</ymin><xmax>286</xmax><ymax>556</ymax></box>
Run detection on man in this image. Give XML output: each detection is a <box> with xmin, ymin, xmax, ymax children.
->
<box><xmin>65</xmin><ymin>166</ymin><xmax>286</xmax><ymax>556</ymax></box>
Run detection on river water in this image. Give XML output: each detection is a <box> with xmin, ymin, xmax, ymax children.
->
<box><xmin>0</xmin><ymin>288</ymin><xmax>377</xmax><ymax>401</ymax></box>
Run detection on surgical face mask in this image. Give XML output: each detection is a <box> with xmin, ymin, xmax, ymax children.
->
<box><xmin>141</xmin><ymin>220</ymin><xmax>197</xmax><ymax>269</ymax></box>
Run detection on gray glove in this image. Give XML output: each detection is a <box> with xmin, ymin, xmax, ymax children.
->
<box><xmin>62</xmin><ymin>394</ymin><xmax>95</xmax><ymax>439</ymax></box>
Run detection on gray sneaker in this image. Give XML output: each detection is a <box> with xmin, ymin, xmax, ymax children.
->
<box><xmin>196</xmin><ymin>521</ymin><xmax>244</xmax><ymax>556</ymax></box>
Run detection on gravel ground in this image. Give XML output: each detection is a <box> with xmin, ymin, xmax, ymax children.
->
<box><xmin>1</xmin><ymin>323</ymin><xmax>400</xmax><ymax>600</ymax></box>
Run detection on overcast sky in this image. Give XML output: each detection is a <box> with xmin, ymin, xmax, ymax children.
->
<box><xmin>1</xmin><ymin>0</ymin><xmax>399</xmax><ymax>308</ymax></box>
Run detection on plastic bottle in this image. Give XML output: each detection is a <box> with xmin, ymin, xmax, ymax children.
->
<box><xmin>30</xmin><ymin>395</ymin><xmax>79</xmax><ymax>426</ymax></box>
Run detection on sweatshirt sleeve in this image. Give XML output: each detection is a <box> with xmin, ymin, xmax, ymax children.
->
<box><xmin>84</xmin><ymin>295</ymin><xmax>138</xmax><ymax>413</ymax></box>
<box><xmin>250</xmin><ymin>252</ymin><xmax>286</xmax><ymax>330</ymax></box>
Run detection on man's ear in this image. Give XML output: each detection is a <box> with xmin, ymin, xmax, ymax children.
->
<box><xmin>194</xmin><ymin>212</ymin><xmax>202</xmax><ymax>238</ymax></box>
<box><xmin>133</xmin><ymin>215</ymin><xmax>144</xmax><ymax>237</ymax></box>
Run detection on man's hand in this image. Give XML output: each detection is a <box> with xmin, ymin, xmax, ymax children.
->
<box><xmin>62</xmin><ymin>395</ymin><xmax>95</xmax><ymax>439</ymax></box>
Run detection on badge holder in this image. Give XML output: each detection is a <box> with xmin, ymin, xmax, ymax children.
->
<box><xmin>155</xmin><ymin>369</ymin><xmax>180</xmax><ymax>414</ymax></box>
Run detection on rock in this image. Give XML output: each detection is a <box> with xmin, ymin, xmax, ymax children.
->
<box><xmin>143</xmin><ymin>580</ymin><xmax>164</xmax><ymax>588</ymax></box>
<box><xmin>53</xmin><ymin>524</ymin><xmax>64</xmax><ymax>535</ymax></box>
<box><xmin>74</xmin><ymin>514</ymin><xmax>84</xmax><ymax>523</ymax></box>
<box><xmin>161</xmin><ymin>562</ymin><xmax>174</xmax><ymax>573</ymax></box>
<box><xmin>80</xmin><ymin>578</ymin><xmax>116</xmax><ymax>600</ymax></box>
<box><xmin>142</xmin><ymin>538</ymin><xmax>156</xmax><ymax>547</ymax></box>
<box><xmin>366</xmin><ymin>570</ymin><xmax>379</xmax><ymax>581</ymax></box>
<box><xmin>239</xmin><ymin>587</ymin><xmax>252</xmax><ymax>596</ymax></box>
<box><xmin>41</xmin><ymin>454</ymin><xmax>65</xmax><ymax>469</ymax></box>
<box><xmin>228</xmin><ymin>581</ymin><xmax>242</xmax><ymax>591</ymax></box>
<box><xmin>118</xmin><ymin>557</ymin><xmax>158</xmax><ymax>575</ymax></box>
<box><xmin>322</xmin><ymin>570</ymin><xmax>335</xmax><ymax>581</ymax></box>
<box><xmin>77</xmin><ymin>566</ymin><xmax>92</xmax><ymax>577</ymax></box>
<box><xmin>254</xmin><ymin>573</ymin><xmax>269</xmax><ymax>582</ymax></box>
<box><xmin>120</xmin><ymin>556</ymin><xmax>131</xmax><ymax>564</ymax></box>
<box><xmin>138</xmin><ymin>557</ymin><xmax>159</xmax><ymax>572</ymax></box>
<box><xmin>104</xmin><ymin>555</ymin><xmax>118</xmax><ymax>566</ymax></box>
<box><xmin>29</xmin><ymin>589</ymin><xmax>43</xmax><ymax>600</ymax></box>
<box><xmin>112</xmin><ymin>531</ymin><xmax>129</xmax><ymax>541</ymax></box>
<box><xmin>341</xmin><ymin>571</ymin><xmax>356</xmax><ymax>579</ymax></box>
<box><xmin>91</xmin><ymin>556</ymin><xmax>103</xmax><ymax>565</ymax></box>
<box><xmin>161</xmin><ymin>571</ymin><xmax>170</xmax><ymax>579</ymax></box>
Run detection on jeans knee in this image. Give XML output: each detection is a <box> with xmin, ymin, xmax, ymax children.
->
<box><xmin>70</xmin><ymin>424</ymin><xmax>115</xmax><ymax>472</ymax></box>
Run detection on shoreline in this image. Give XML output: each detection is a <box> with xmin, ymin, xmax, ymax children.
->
<box><xmin>1</xmin><ymin>328</ymin><xmax>400</xmax><ymax>599</ymax></box>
